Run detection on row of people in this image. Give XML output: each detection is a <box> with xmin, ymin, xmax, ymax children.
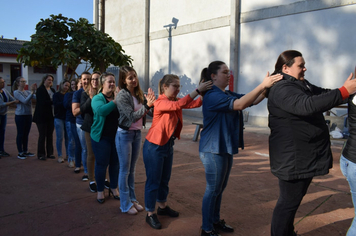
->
<box><xmin>3</xmin><ymin>49</ymin><xmax>356</xmax><ymax>236</ymax></box>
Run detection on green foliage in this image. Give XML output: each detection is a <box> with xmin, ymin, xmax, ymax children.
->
<box><xmin>17</xmin><ymin>14</ymin><xmax>132</xmax><ymax>76</ymax></box>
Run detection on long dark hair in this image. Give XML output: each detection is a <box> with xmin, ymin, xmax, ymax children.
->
<box><xmin>272</xmin><ymin>50</ymin><xmax>302</xmax><ymax>75</ymax></box>
<box><xmin>119</xmin><ymin>66</ymin><xmax>144</xmax><ymax>104</ymax></box>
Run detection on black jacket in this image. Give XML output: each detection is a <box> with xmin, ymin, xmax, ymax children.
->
<box><xmin>342</xmin><ymin>95</ymin><xmax>356</xmax><ymax>162</ymax></box>
<box><xmin>268</xmin><ymin>73</ymin><xmax>344</xmax><ymax>180</ymax></box>
<box><xmin>80</xmin><ymin>91</ymin><xmax>93</xmax><ymax>133</ymax></box>
<box><xmin>33</xmin><ymin>85</ymin><xmax>55</xmax><ymax>124</ymax></box>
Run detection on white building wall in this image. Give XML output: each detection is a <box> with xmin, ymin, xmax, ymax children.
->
<box><xmin>101</xmin><ymin>0</ymin><xmax>356</xmax><ymax>126</ymax></box>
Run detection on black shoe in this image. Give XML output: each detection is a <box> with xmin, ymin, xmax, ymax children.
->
<box><xmin>38</xmin><ymin>156</ymin><xmax>46</xmax><ymax>161</ymax></box>
<box><xmin>157</xmin><ymin>206</ymin><xmax>179</xmax><ymax>217</ymax></box>
<box><xmin>104</xmin><ymin>179</ymin><xmax>110</xmax><ymax>189</ymax></box>
<box><xmin>0</xmin><ymin>151</ymin><xmax>10</xmax><ymax>157</ymax></box>
<box><xmin>97</xmin><ymin>198</ymin><xmax>105</xmax><ymax>204</ymax></box>
<box><xmin>213</xmin><ymin>219</ymin><xmax>234</xmax><ymax>233</ymax></box>
<box><xmin>201</xmin><ymin>228</ymin><xmax>221</xmax><ymax>236</ymax></box>
<box><xmin>146</xmin><ymin>213</ymin><xmax>162</xmax><ymax>229</ymax></box>
<box><xmin>82</xmin><ymin>175</ymin><xmax>89</xmax><ymax>181</ymax></box>
<box><xmin>89</xmin><ymin>182</ymin><xmax>97</xmax><ymax>193</ymax></box>
<box><xmin>109</xmin><ymin>189</ymin><xmax>120</xmax><ymax>200</ymax></box>
<box><xmin>47</xmin><ymin>155</ymin><xmax>55</xmax><ymax>159</ymax></box>
<box><xmin>74</xmin><ymin>167</ymin><xmax>80</xmax><ymax>173</ymax></box>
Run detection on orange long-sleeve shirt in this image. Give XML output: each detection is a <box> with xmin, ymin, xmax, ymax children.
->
<box><xmin>145</xmin><ymin>94</ymin><xmax>202</xmax><ymax>146</ymax></box>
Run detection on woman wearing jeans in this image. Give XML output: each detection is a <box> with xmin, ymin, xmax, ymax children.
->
<box><xmin>13</xmin><ymin>76</ymin><xmax>36</xmax><ymax>159</ymax></box>
<box><xmin>199</xmin><ymin>61</ymin><xmax>282</xmax><ymax>236</ymax></box>
<box><xmin>115</xmin><ymin>66</ymin><xmax>155</xmax><ymax>215</ymax></box>
<box><xmin>53</xmin><ymin>80</ymin><xmax>70</xmax><ymax>163</ymax></box>
<box><xmin>340</xmin><ymin>94</ymin><xmax>356</xmax><ymax>236</ymax></box>
<box><xmin>91</xmin><ymin>72</ymin><xmax>120</xmax><ymax>204</ymax></box>
<box><xmin>143</xmin><ymin>74</ymin><xmax>212</xmax><ymax>230</ymax></box>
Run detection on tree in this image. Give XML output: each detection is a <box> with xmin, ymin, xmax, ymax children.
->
<box><xmin>17</xmin><ymin>14</ymin><xmax>132</xmax><ymax>78</ymax></box>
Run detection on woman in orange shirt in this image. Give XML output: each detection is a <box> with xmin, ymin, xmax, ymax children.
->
<box><xmin>143</xmin><ymin>74</ymin><xmax>212</xmax><ymax>230</ymax></box>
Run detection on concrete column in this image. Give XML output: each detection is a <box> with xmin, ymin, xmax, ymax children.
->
<box><xmin>143</xmin><ymin>0</ymin><xmax>150</xmax><ymax>91</ymax></box>
<box><xmin>229</xmin><ymin>0</ymin><xmax>241</xmax><ymax>92</ymax></box>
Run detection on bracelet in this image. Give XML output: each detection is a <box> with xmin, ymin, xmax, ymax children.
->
<box><xmin>195</xmin><ymin>88</ymin><xmax>201</xmax><ymax>95</ymax></box>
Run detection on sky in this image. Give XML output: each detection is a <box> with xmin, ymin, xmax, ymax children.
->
<box><xmin>0</xmin><ymin>0</ymin><xmax>93</xmax><ymax>41</ymax></box>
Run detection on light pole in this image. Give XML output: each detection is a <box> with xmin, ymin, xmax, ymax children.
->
<box><xmin>163</xmin><ymin>17</ymin><xmax>179</xmax><ymax>74</ymax></box>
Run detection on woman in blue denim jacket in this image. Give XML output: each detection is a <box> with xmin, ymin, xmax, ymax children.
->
<box><xmin>115</xmin><ymin>66</ymin><xmax>155</xmax><ymax>215</ymax></box>
<box><xmin>198</xmin><ymin>61</ymin><xmax>282</xmax><ymax>236</ymax></box>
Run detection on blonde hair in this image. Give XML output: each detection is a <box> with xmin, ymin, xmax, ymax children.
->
<box><xmin>118</xmin><ymin>66</ymin><xmax>144</xmax><ymax>104</ymax></box>
<box><xmin>158</xmin><ymin>74</ymin><xmax>179</xmax><ymax>95</ymax></box>
<box><xmin>85</xmin><ymin>71</ymin><xmax>102</xmax><ymax>96</ymax></box>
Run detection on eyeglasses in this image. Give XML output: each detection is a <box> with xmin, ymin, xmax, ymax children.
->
<box><xmin>171</xmin><ymin>84</ymin><xmax>182</xmax><ymax>89</ymax></box>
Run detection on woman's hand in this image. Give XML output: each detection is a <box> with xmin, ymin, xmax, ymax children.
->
<box><xmin>147</xmin><ymin>88</ymin><xmax>155</xmax><ymax>96</ymax></box>
<box><xmin>145</xmin><ymin>93</ymin><xmax>156</xmax><ymax>107</ymax></box>
<box><xmin>343</xmin><ymin>73</ymin><xmax>356</xmax><ymax>95</ymax></box>
<box><xmin>31</xmin><ymin>84</ymin><xmax>37</xmax><ymax>93</ymax></box>
<box><xmin>197</xmin><ymin>81</ymin><xmax>213</xmax><ymax>93</ymax></box>
<box><xmin>261</xmin><ymin>72</ymin><xmax>283</xmax><ymax>89</ymax></box>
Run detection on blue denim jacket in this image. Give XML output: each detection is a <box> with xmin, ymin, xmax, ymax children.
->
<box><xmin>199</xmin><ymin>85</ymin><xmax>245</xmax><ymax>155</ymax></box>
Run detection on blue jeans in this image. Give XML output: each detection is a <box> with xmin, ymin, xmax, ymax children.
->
<box><xmin>143</xmin><ymin>138</ymin><xmax>174</xmax><ymax>212</ymax></box>
<box><xmin>0</xmin><ymin>114</ymin><xmax>7</xmax><ymax>152</ymax></box>
<box><xmin>340</xmin><ymin>155</ymin><xmax>356</xmax><ymax>236</ymax></box>
<box><xmin>76</xmin><ymin>123</ymin><xmax>87</xmax><ymax>173</ymax></box>
<box><xmin>91</xmin><ymin>136</ymin><xmax>119</xmax><ymax>192</ymax></box>
<box><xmin>15</xmin><ymin>115</ymin><xmax>32</xmax><ymax>153</ymax></box>
<box><xmin>65</xmin><ymin>121</ymin><xmax>75</xmax><ymax>162</ymax></box>
<box><xmin>116</xmin><ymin>129</ymin><xmax>141</xmax><ymax>212</ymax></box>
<box><xmin>200</xmin><ymin>152</ymin><xmax>233</xmax><ymax>232</ymax></box>
<box><xmin>54</xmin><ymin>118</ymin><xmax>68</xmax><ymax>158</ymax></box>
<box><xmin>71</xmin><ymin>123</ymin><xmax>81</xmax><ymax>166</ymax></box>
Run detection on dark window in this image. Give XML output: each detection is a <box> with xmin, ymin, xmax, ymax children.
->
<box><xmin>0</xmin><ymin>64</ymin><xmax>3</xmax><ymax>72</ymax></box>
<box><xmin>33</xmin><ymin>66</ymin><xmax>56</xmax><ymax>74</ymax></box>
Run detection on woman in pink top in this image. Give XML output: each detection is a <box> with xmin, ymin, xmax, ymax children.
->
<box><xmin>143</xmin><ymin>74</ymin><xmax>212</xmax><ymax>230</ymax></box>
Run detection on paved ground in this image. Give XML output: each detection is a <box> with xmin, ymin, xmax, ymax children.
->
<box><xmin>0</xmin><ymin>109</ymin><xmax>354</xmax><ymax>236</ymax></box>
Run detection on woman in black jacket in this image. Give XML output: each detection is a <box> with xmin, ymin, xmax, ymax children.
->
<box><xmin>267</xmin><ymin>50</ymin><xmax>356</xmax><ymax>236</ymax></box>
<box><xmin>33</xmin><ymin>74</ymin><xmax>56</xmax><ymax>160</ymax></box>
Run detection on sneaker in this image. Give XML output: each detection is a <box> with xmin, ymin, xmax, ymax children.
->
<box><xmin>57</xmin><ymin>157</ymin><xmax>64</xmax><ymax>163</ymax></box>
<box><xmin>213</xmin><ymin>219</ymin><xmax>234</xmax><ymax>233</ymax></box>
<box><xmin>68</xmin><ymin>161</ymin><xmax>75</xmax><ymax>168</ymax></box>
<box><xmin>82</xmin><ymin>175</ymin><xmax>89</xmax><ymax>181</ymax></box>
<box><xmin>38</xmin><ymin>156</ymin><xmax>46</xmax><ymax>161</ymax></box>
<box><xmin>24</xmin><ymin>152</ymin><xmax>35</xmax><ymax>157</ymax></box>
<box><xmin>146</xmin><ymin>213</ymin><xmax>162</xmax><ymax>229</ymax></box>
<box><xmin>157</xmin><ymin>206</ymin><xmax>179</xmax><ymax>217</ymax></box>
<box><xmin>17</xmin><ymin>153</ymin><xmax>27</xmax><ymax>160</ymax></box>
<box><xmin>74</xmin><ymin>167</ymin><xmax>80</xmax><ymax>173</ymax></box>
<box><xmin>89</xmin><ymin>182</ymin><xmax>97</xmax><ymax>192</ymax></box>
<box><xmin>0</xmin><ymin>151</ymin><xmax>10</xmax><ymax>157</ymax></box>
<box><xmin>47</xmin><ymin>155</ymin><xmax>55</xmax><ymax>159</ymax></box>
<box><xmin>201</xmin><ymin>228</ymin><xmax>221</xmax><ymax>236</ymax></box>
<box><xmin>104</xmin><ymin>179</ymin><xmax>110</xmax><ymax>189</ymax></box>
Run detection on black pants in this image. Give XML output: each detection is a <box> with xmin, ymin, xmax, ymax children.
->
<box><xmin>36</xmin><ymin>121</ymin><xmax>54</xmax><ymax>157</ymax></box>
<box><xmin>271</xmin><ymin>177</ymin><xmax>313</xmax><ymax>236</ymax></box>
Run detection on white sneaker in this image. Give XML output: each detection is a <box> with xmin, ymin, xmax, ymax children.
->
<box><xmin>68</xmin><ymin>161</ymin><xmax>75</xmax><ymax>168</ymax></box>
<box><xmin>57</xmin><ymin>157</ymin><xmax>64</xmax><ymax>163</ymax></box>
<box><xmin>17</xmin><ymin>153</ymin><xmax>27</xmax><ymax>160</ymax></box>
